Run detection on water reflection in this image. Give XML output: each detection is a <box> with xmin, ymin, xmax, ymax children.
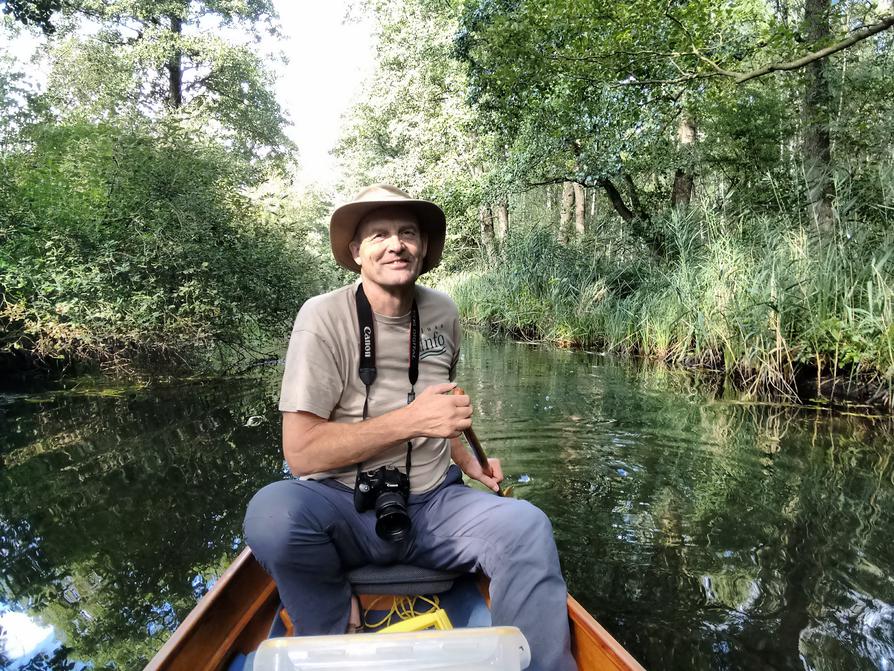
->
<box><xmin>459</xmin><ymin>337</ymin><xmax>894</xmax><ymax>671</ymax></box>
<box><xmin>1</xmin><ymin>335</ymin><xmax>893</xmax><ymax>670</ymax></box>
<box><xmin>0</xmin><ymin>376</ymin><xmax>284</xmax><ymax>669</ymax></box>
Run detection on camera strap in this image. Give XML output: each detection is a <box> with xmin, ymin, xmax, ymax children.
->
<box><xmin>355</xmin><ymin>282</ymin><xmax>420</xmax><ymax>478</ymax></box>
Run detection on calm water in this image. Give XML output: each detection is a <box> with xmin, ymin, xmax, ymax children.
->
<box><xmin>1</xmin><ymin>334</ymin><xmax>893</xmax><ymax>670</ymax></box>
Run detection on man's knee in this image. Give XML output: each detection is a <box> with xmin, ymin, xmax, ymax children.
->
<box><xmin>510</xmin><ymin>499</ymin><xmax>554</xmax><ymax>540</ymax></box>
<box><xmin>486</xmin><ymin>498</ymin><xmax>554</xmax><ymax>546</ymax></box>
<box><xmin>473</xmin><ymin>499</ymin><xmax>559</xmax><ymax>577</ymax></box>
<box><xmin>243</xmin><ymin>480</ymin><xmax>323</xmax><ymax>566</ymax></box>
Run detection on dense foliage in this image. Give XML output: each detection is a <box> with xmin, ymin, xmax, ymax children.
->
<box><xmin>1</xmin><ymin>121</ymin><xmax>317</xmax><ymax>371</ymax></box>
<box><xmin>0</xmin><ymin>3</ymin><xmax>328</xmax><ymax>375</ymax></box>
<box><xmin>442</xmin><ymin>210</ymin><xmax>894</xmax><ymax>400</ymax></box>
<box><xmin>339</xmin><ymin>0</ymin><xmax>894</xmax><ymax>404</ymax></box>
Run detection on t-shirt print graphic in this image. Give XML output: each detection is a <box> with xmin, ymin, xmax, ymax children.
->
<box><xmin>420</xmin><ymin>323</ymin><xmax>448</xmax><ymax>360</ymax></box>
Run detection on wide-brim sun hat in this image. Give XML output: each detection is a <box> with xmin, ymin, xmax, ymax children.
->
<box><xmin>330</xmin><ymin>184</ymin><xmax>446</xmax><ymax>275</ymax></box>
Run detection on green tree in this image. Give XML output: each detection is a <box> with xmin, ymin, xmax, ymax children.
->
<box><xmin>0</xmin><ymin>0</ymin><xmax>326</xmax><ymax>374</ymax></box>
<box><xmin>0</xmin><ymin>39</ymin><xmax>36</xmax><ymax>148</ymax></box>
<box><xmin>454</xmin><ymin>0</ymin><xmax>894</xmax><ymax>243</ymax></box>
<box><xmin>30</xmin><ymin>0</ymin><xmax>290</xmax><ymax>165</ymax></box>
<box><xmin>1</xmin><ymin>0</ymin><xmax>62</xmax><ymax>33</ymax></box>
<box><xmin>336</xmin><ymin>0</ymin><xmax>505</xmax><ymax>269</ymax></box>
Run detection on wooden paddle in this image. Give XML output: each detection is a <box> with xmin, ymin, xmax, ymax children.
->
<box><xmin>453</xmin><ymin>386</ymin><xmax>507</xmax><ymax>497</ymax></box>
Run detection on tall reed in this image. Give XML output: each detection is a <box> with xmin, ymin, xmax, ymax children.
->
<box><xmin>440</xmin><ymin>204</ymin><xmax>894</xmax><ymax>404</ymax></box>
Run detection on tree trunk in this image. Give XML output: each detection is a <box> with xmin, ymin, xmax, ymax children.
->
<box><xmin>494</xmin><ymin>201</ymin><xmax>509</xmax><ymax>240</ymax></box>
<box><xmin>598</xmin><ymin>178</ymin><xmax>635</xmax><ymax>223</ymax></box>
<box><xmin>671</xmin><ymin>169</ymin><xmax>694</xmax><ymax>209</ymax></box>
<box><xmin>573</xmin><ymin>183</ymin><xmax>586</xmax><ymax>234</ymax></box>
<box><xmin>167</xmin><ymin>15</ymin><xmax>183</xmax><ymax>108</ymax></box>
<box><xmin>802</xmin><ymin>0</ymin><xmax>836</xmax><ymax>239</ymax></box>
<box><xmin>623</xmin><ymin>174</ymin><xmax>649</xmax><ymax>222</ymax></box>
<box><xmin>560</xmin><ymin>181</ymin><xmax>574</xmax><ymax>242</ymax></box>
<box><xmin>599</xmin><ymin>177</ymin><xmax>666</xmax><ymax>258</ymax></box>
<box><xmin>479</xmin><ymin>205</ymin><xmax>495</xmax><ymax>261</ymax></box>
<box><xmin>671</xmin><ymin>114</ymin><xmax>696</xmax><ymax>209</ymax></box>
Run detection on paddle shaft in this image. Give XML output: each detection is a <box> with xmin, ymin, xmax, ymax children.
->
<box><xmin>463</xmin><ymin>426</ymin><xmax>491</xmax><ymax>474</ymax></box>
<box><xmin>452</xmin><ymin>386</ymin><xmax>503</xmax><ymax>495</ymax></box>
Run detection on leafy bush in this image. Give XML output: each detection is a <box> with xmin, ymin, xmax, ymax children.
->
<box><xmin>0</xmin><ymin>120</ymin><xmax>318</xmax><ymax>373</ymax></box>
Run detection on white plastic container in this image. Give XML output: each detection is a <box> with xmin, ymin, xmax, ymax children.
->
<box><xmin>252</xmin><ymin>626</ymin><xmax>531</xmax><ymax>671</ymax></box>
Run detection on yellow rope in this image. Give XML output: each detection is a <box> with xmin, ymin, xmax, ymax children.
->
<box><xmin>361</xmin><ymin>594</ymin><xmax>442</xmax><ymax>630</ymax></box>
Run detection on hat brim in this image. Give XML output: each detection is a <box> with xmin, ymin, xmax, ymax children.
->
<box><xmin>330</xmin><ymin>199</ymin><xmax>446</xmax><ymax>275</ymax></box>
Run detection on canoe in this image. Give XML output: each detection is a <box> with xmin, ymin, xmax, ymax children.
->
<box><xmin>144</xmin><ymin>547</ymin><xmax>645</xmax><ymax>671</ymax></box>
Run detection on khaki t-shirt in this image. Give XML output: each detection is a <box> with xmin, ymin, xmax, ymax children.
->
<box><xmin>279</xmin><ymin>282</ymin><xmax>461</xmax><ymax>493</ymax></box>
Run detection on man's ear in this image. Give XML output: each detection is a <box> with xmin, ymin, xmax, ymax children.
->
<box><xmin>349</xmin><ymin>241</ymin><xmax>361</xmax><ymax>266</ymax></box>
<box><xmin>419</xmin><ymin>233</ymin><xmax>428</xmax><ymax>260</ymax></box>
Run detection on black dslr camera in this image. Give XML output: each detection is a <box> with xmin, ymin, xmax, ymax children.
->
<box><xmin>354</xmin><ymin>465</ymin><xmax>411</xmax><ymax>542</ymax></box>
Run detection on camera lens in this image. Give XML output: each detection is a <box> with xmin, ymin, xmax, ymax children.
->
<box><xmin>374</xmin><ymin>491</ymin><xmax>410</xmax><ymax>542</ymax></box>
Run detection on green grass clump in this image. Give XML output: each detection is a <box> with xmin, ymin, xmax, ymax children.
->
<box><xmin>441</xmin><ymin>210</ymin><xmax>894</xmax><ymax>403</ymax></box>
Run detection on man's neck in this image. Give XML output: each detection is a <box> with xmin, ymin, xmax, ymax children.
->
<box><xmin>360</xmin><ymin>278</ymin><xmax>415</xmax><ymax>317</ymax></box>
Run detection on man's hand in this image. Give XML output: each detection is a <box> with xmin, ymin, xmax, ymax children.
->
<box><xmin>460</xmin><ymin>456</ymin><xmax>504</xmax><ymax>493</ymax></box>
<box><xmin>406</xmin><ymin>382</ymin><xmax>472</xmax><ymax>438</ymax></box>
<box><xmin>283</xmin><ymin>382</ymin><xmax>473</xmax><ymax>476</ymax></box>
<box><xmin>450</xmin><ymin>436</ymin><xmax>503</xmax><ymax>492</ymax></box>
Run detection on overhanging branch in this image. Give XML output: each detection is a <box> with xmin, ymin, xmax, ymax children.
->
<box><xmin>731</xmin><ymin>13</ymin><xmax>894</xmax><ymax>83</ymax></box>
<box><xmin>663</xmin><ymin>8</ymin><xmax>893</xmax><ymax>84</ymax></box>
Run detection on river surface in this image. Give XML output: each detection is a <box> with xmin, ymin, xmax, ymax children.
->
<box><xmin>1</xmin><ymin>334</ymin><xmax>893</xmax><ymax>670</ymax></box>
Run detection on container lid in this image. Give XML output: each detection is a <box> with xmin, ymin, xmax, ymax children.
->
<box><xmin>252</xmin><ymin>626</ymin><xmax>531</xmax><ymax>670</ymax></box>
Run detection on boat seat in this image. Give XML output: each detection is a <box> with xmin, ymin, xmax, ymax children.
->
<box><xmin>347</xmin><ymin>564</ymin><xmax>462</xmax><ymax>595</ymax></box>
<box><xmin>265</xmin><ymin>567</ymin><xmax>488</xmax><ymax>642</ymax></box>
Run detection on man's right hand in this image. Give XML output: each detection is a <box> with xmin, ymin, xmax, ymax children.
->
<box><xmin>407</xmin><ymin>382</ymin><xmax>472</xmax><ymax>438</ymax></box>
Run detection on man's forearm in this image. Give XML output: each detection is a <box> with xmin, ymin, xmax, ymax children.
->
<box><xmin>450</xmin><ymin>437</ymin><xmax>473</xmax><ymax>470</ymax></box>
<box><xmin>283</xmin><ymin>383</ymin><xmax>472</xmax><ymax>476</ymax></box>
<box><xmin>283</xmin><ymin>406</ymin><xmax>417</xmax><ymax>476</ymax></box>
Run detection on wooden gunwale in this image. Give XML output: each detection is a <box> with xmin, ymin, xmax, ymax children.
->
<box><xmin>145</xmin><ymin>547</ymin><xmax>645</xmax><ymax>671</ymax></box>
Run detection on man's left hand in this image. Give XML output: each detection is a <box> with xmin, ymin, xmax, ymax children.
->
<box><xmin>460</xmin><ymin>456</ymin><xmax>504</xmax><ymax>493</ymax></box>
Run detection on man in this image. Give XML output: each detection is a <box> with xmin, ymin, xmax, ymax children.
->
<box><xmin>243</xmin><ymin>185</ymin><xmax>576</xmax><ymax>671</ymax></box>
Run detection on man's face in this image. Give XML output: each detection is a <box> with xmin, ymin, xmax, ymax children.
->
<box><xmin>350</xmin><ymin>207</ymin><xmax>428</xmax><ymax>290</ymax></box>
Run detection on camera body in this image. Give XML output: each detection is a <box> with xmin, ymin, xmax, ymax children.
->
<box><xmin>354</xmin><ymin>465</ymin><xmax>411</xmax><ymax>542</ymax></box>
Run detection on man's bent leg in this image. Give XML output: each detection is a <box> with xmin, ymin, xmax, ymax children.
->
<box><xmin>243</xmin><ymin>479</ymin><xmax>378</xmax><ymax>635</ymax></box>
<box><xmin>408</xmin><ymin>484</ymin><xmax>577</xmax><ymax>671</ymax></box>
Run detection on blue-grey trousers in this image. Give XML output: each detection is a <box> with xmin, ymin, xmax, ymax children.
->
<box><xmin>243</xmin><ymin>465</ymin><xmax>577</xmax><ymax>671</ymax></box>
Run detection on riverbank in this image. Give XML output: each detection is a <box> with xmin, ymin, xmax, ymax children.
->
<box><xmin>440</xmin><ymin>215</ymin><xmax>894</xmax><ymax>411</ymax></box>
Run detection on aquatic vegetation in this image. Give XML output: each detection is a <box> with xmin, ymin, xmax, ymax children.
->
<box><xmin>442</xmin><ymin>206</ymin><xmax>894</xmax><ymax>405</ymax></box>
